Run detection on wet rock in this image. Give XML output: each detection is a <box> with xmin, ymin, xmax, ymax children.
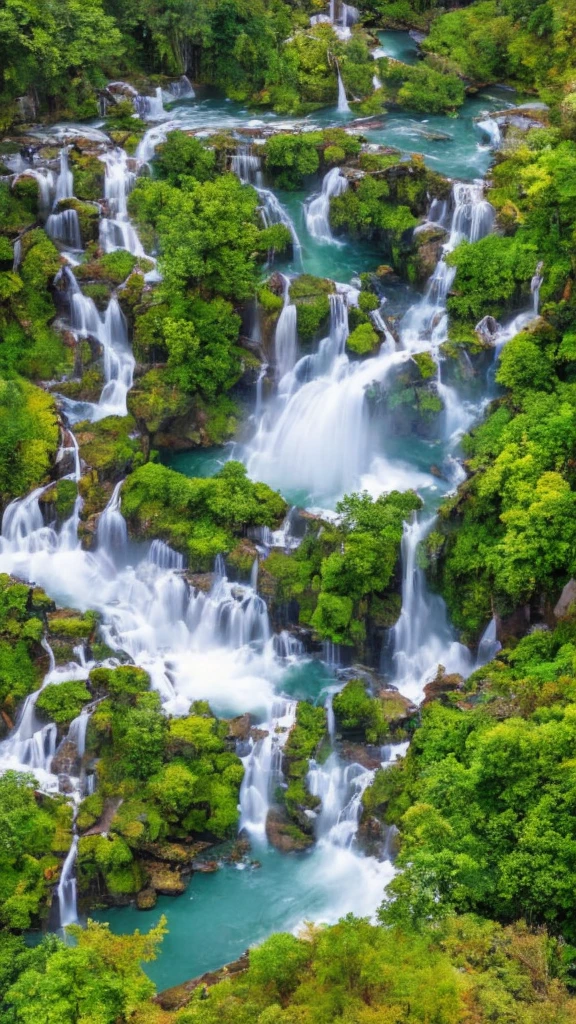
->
<box><xmin>267</xmin><ymin>271</ymin><xmax>286</xmax><ymax>297</ymax></box>
<box><xmin>155</xmin><ymin>952</ymin><xmax>250</xmax><ymax>1011</ymax></box>
<box><xmin>412</xmin><ymin>225</ymin><xmax>447</xmax><ymax>282</ymax></box>
<box><xmin>136</xmin><ymin>887</ymin><xmax>158</xmax><ymax>910</ymax></box>
<box><xmin>423</xmin><ymin>665</ymin><xmax>465</xmax><ymax>704</ymax></box>
<box><xmin>145</xmin><ymin>861</ymin><xmax>187</xmax><ymax>896</ymax></box>
<box><xmin>228</xmin><ymin>713</ymin><xmax>252</xmax><ymax>741</ymax></box>
<box><xmin>554</xmin><ymin>579</ymin><xmax>576</xmax><ymax>620</ymax></box>
<box><xmin>340</xmin><ymin>743</ymin><xmax>382</xmax><ymax>770</ymax></box>
<box><xmin>51</xmin><ymin>740</ymin><xmax>79</xmax><ymax>777</ymax></box>
<box><xmin>475</xmin><ymin>314</ymin><xmax>501</xmax><ymax>345</ymax></box>
<box><xmin>191</xmin><ymin>860</ymin><xmax>219</xmax><ymax>873</ymax></box>
<box><xmin>228</xmin><ymin>837</ymin><xmax>251</xmax><ymax>862</ymax></box>
<box><xmin>378</xmin><ymin>688</ymin><xmax>418</xmax><ymax>728</ymax></box>
<box><xmin>185</xmin><ymin>571</ymin><xmax>214</xmax><ymax>594</ymax></box>
<box><xmin>266</xmin><ymin>809</ymin><xmax>314</xmax><ymax>853</ymax></box>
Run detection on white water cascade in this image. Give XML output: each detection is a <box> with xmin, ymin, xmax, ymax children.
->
<box><xmin>337</xmin><ymin>68</ymin><xmax>350</xmax><ymax>113</ymax></box>
<box><xmin>46</xmin><ymin>148</ymin><xmax>83</xmax><ymax>249</ymax></box>
<box><xmin>239</xmin><ymin>699</ymin><xmax>297</xmax><ymax>838</ymax></box>
<box><xmin>274</xmin><ymin>276</ymin><xmax>298</xmax><ymax>381</ymax></box>
<box><xmin>305</xmin><ymin>166</ymin><xmax>348</xmax><ymax>244</ymax></box>
<box><xmin>388</xmin><ymin>516</ymin><xmax>472</xmax><ymax>703</ymax></box>
<box><xmin>476</xmin><ymin>616</ymin><xmax>501</xmax><ymax>667</ymax></box>
<box><xmin>247</xmin><ymin>289</ymin><xmax>417</xmax><ymax>502</ymax></box>
<box><xmin>231</xmin><ymin>145</ymin><xmax>301</xmax><ymax>260</ymax></box>
<box><xmin>477</xmin><ymin>117</ymin><xmax>502</xmax><ymax>149</ymax></box>
<box><xmin>308</xmin><ymin>753</ymin><xmax>374</xmax><ymax>848</ymax></box>
<box><xmin>58</xmin><ymin>268</ymin><xmax>135</xmax><ymax>422</ymax></box>
<box><xmin>99</xmin><ymin>148</ymin><xmax>144</xmax><ymax>256</ymax></box>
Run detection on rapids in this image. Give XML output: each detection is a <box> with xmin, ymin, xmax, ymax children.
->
<box><xmin>0</xmin><ymin>44</ymin><xmax>540</xmax><ymax>986</ymax></box>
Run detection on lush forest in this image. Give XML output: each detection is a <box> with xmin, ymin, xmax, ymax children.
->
<box><xmin>1</xmin><ymin>0</ymin><xmax>576</xmax><ymax>1020</ymax></box>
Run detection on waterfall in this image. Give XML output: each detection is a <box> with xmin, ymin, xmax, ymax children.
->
<box><xmin>99</xmin><ymin>148</ymin><xmax>144</xmax><ymax>256</ymax></box>
<box><xmin>46</xmin><ymin>208</ymin><xmax>82</xmax><ymax>249</ymax></box>
<box><xmin>531</xmin><ymin>261</ymin><xmax>544</xmax><ymax>313</ymax></box>
<box><xmin>305</xmin><ymin>167</ymin><xmax>348</xmax><ymax>244</ymax></box>
<box><xmin>58</xmin><ymin>835</ymin><xmax>79</xmax><ymax>928</ymax></box>
<box><xmin>337</xmin><ymin>68</ymin><xmax>350</xmax><ymax>114</ymax></box>
<box><xmin>96</xmin><ymin>480</ymin><xmax>128</xmax><ymax>551</ymax></box>
<box><xmin>231</xmin><ymin>145</ymin><xmax>301</xmax><ymax>259</ymax></box>
<box><xmin>169</xmin><ymin>76</ymin><xmax>195</xmax><ymax>99</ymax></box>
<box><xmin>388</xmin><ymin>516</ymin><xmax>472</xmax><ymax>703</ymax></box>
<box><xmin>231</xmin><ymin>146</ymin><xmax>263</xmax><ymax>187</ymax></box>
<box><xmin>54</xmin><ymin>148</ymin><xmax>74</xmax><ymax>202</ymax></box>
<box><xmin>308</xmin><ymin>753</ymin><xmax>373</xmax><ymax>848</ymax></box>
<box><xmin>239</xmin><ymin>699</ymin><xmax>297</xmax><ymax>838</ymax></box>
<box><xmin>401</xmin><ymin>182</ymin><xmax>495</xmax><ymax>349</ymax></box>
<box><xmin>247</xmin><ymin>290</ymin><xmax>409</xmax><ymax>502</ymax></box>
<box><xmin>274</xmin><ymin>276</ymin><xmax>298</xmax><ymax>380</ymax></box>
<box><xmin>58</xmin><ymin>269</ymin><xmax>135</xmax><ymax>422</ymax></box>
<box><xmin>373</xmin><ymin>74</ymin><xmax>382</xmax><ymax>90</ymax></box>
<box><xmin>134</xmin><ymin>87</ymin><xmax>167</xmax><ymax>121</ymax></box>
<box><xmin>477</xmin><ymin>117</ymin><xmax>501</xmax><ymax>149</ymax></box>
<box><xmin>476</xmin><ymin>616</ymin><xmax>501</xmax><ymax>667</ymax></box>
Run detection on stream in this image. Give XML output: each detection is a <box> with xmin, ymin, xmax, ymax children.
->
<box><xmin>0</xmin><ymin>30</ymin><xmax>539</xmax><ymax>990</ymax></box>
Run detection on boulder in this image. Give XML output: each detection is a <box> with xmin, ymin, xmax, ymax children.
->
<box><xmin>145</xmin><ymin>861</ymin><xmax>186</xmax><ymax>896</ymax></box>
<box><xmin>423</xmin><ymin>666</ymin><xmax>465</xmax><ymax>705</ymax></box>
<box><xmin>136</xmin><ymin>888</ymin><xmax>157</xmax><ymax>910</ymax></box>
<box><xmin>554</xmin><ymin>579</ymin><xmax>576</xmax><ymax>620</ymax></box>
<box><xmin>265</xmin><ymin>809</ymin><xmax>313</xmax><ymax>853</ymax></box>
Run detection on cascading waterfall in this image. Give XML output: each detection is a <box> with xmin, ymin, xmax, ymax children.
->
<box><xmin>46</xmin><ymin>148</ymin><xmax>83</xmax><ymax>249</ymax></box>
<box><xmin>247</xmin><ymin>289</ymin><xmax>414</xmax><ymax>502</ymax></box>
<box><xmin>477</xmin><ymin>117</ymin><xmax>502</xmax><ymax>149</ymax></box>
<box><xmin>476</xmin><ymin>616</ymin><xmax>501</xmax><ymax>667</ymax></box>
<box><xmin>388</xmin><ymin>516</ymin><xmax>472</xmax><ymax>703</ymax></box>
<box><xmin>99</xmin><ymin>148</ymin><xmax>144</xmax><ymax>256</ymax></box>
<box><xmin>308</xmin><ymin>754</ymin><xmax>375</xmax><ymax>849</ymax></box>
<box><xmin>305</xmin><ymin>166</ymin><xmax>348</xmax><ymax>244</ymax></box>
<box><xmin>231</xmin><ymin>144</ymin><xmax>301</xmax><ymax>259</ymax></box>
<box><xmin>274</xmin><ymin>276</ymin><xmax>298</xmax><ymax>381</ymax></box>
<box><xmin>57</xmin><ymin>268</ymin><xmax>135</xmax><ymax>422</ymax></box>
<box><xmin>239</xmin><ymin>700</ymin><xmax>297</xmax><ymax>838</ymax></box>
<box><xmin>336</xmin><ymin>68</ymin><xmax>350</xmax><ymax>113</ymax></box>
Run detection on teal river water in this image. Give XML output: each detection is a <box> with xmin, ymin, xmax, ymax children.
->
<box><xmin>95</xmin><ymin>34</ymin><xmax>516</xmax><ymax>989</ymax></box>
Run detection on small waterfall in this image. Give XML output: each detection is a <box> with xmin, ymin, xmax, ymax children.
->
<box><xmin>274</xmin><ymin>276</ymin><xmax>298</xmax><ymax>380</ymax></box>
<box><xmin>389</xmin><ymin>516</ymin><xmax>472</xmax><ymax>703</ymax></box>
<box><xmin>373</xmin><ymin>74</ymin><xmax>382</xmax><ymax>90</ymax></box>
<box><xmin>477</xmin><ymin>117</ymin><xmax>501</xmax><ymax>149</ymax></box>
<box><xmin>247</xmin><ymin>290</ymin><xmax>408</xmax><ymax>501</ymax></box>
<box><xmin>97</xmin><ymin>481</ymin><xmax>128</xmax><ymax>551</ymax></box>
<box><xmin>46</xmin><ymin>208</ymin><xmax>82</xmax><ymax>249</ymax></box>
<box><xmin>401</xmin><ymin>182</ymin><xmax>495</xmax><ymax>349</ymax></box>
<box><xmin>239</xmin><ymin>699</ymin><xmax>297</xmax><ymax>838</ymax></box>
<box><xmin>134</xmin><ymin>87</ymin><xmax>167</xmax><ymax>121</ymax></box>
<box><xmin>476</xmin><ymin>616</ymin><xmax>501</xmax><ymax>667</ymax></box>
<box><xmin>231</xmin><ymin>145</ymin><xmax>301</xmax><ymax>259</ymax></box>
<box><xmin>231</xmin><ymin>145</ymin><xmax>263</xmax><ymax>187</ymax></box>
<box><xmin>58</xmin><ymin>834</ymin><xmax>79</xmax><ymax>928</ymax></box>
<box><xmin>54</xmin><ymin>148</ymin><xmax>74</xmax><ymax>202</ymax></box>
<box><xmin>149</xmin><ymin>538</ymin><xmax>184</xmax><ymax>571</ymax></box>
<box><xmin>99</xmin><ymin>148</ymin><xmax>144</xmax><ymax>256</ymax></box>
<box><xmin>337</xmin><ymin>68</ymin><xmax>350</xmax><ymax>113</ymax></box>
<box><xmin>531</xmin><ymin>260</ymin><xmax>544</xmax><ymax>313</ymax></box>
<box><xmin>305</xmin><ymin>166</ymin><xmax>348</xmax><ymax>244</ymax></box>
<box><xmin>19</xmin><ymin>168</ymin><xmax>55</xmax><ymax>218</ymax></box>
<box><xmin>169</xmin><ymin>76</ymin><xmax>195</xmax><ymax>99</ymax></box>
<box><xmin>58</xmin><ymin>269</ymin><xmax>135</xmax><ymax>422</ymax></box>
<box><xmin>308</xmin><ymin>753</ymin><xmax>373</xmax><ymax>848</ymax></box>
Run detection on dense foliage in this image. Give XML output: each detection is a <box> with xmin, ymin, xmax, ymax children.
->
<box><xmin>121</xmin><ymin>461</ymin><xmax>287</xmax><ymax>570</ymax></box>
<box><xmin>262</xmin><ymin>489</ymin><xmax>421</xmax><ymax>646</ymax></box>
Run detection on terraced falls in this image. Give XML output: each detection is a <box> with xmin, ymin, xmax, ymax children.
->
<box><xmin>2</xmin><ymin>4</ymin><xmax>576</xmax><ymax>1021</ymax></box>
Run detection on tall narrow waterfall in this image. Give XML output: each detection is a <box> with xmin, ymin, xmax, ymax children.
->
<box><xmin>388</xmin><ymin>516</ymin><xmax>472</xmax><ymax>703</ymax></box>
<box><xmin>337</xmin><ymin>68</ymin><xmax>350</xmax><ymax>113</ymax></box>
<box><xmin>231</xmin><ymin>145</ymin><xmax>301</xmax><ymax>260</ymax></box>
<box><xmin>274</xmin><ymin>276</ymin><xmax>298</xmax><ymax>381</ymax></box>
<box><xmin>305</xmin><ymin>167</ymin><xmax>348</xmax><ymax>244</ymax></box>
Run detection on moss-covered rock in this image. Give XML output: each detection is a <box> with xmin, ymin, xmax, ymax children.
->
<box><xmin>347</xmin><ymin>322</ymin><xmax>379</xmax><ymax>356</ymax></box>
<box><xmin>289</xmin><ymin>275</ymin><xmax>334</xmax><ymax>342</ymax></box>
<box><xmin>55</xmin><ymin>198</ymin><xmax>100</xmax><ymax>244</ymax></box>
<box><xmin>69</xmin><ymin>150</ymin><xmax>105</xmax><ymax>202</ymax></box>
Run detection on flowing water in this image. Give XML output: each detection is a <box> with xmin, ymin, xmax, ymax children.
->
<box><xmin>0</xmin><ymin>59</ymin><xmax>540</xmax><ymax>984</ymax></box>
